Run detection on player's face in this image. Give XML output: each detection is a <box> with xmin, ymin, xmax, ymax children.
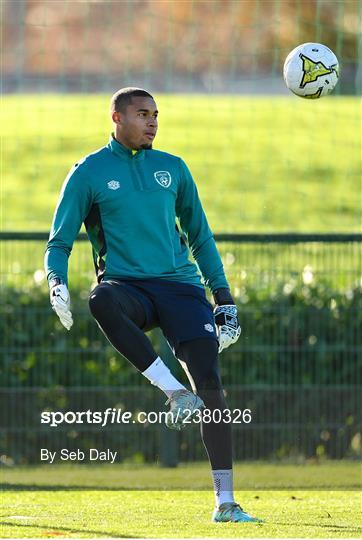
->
<box><xmin>113</xmin><ymin>96</ymin><xmax>158</xmax><ymax>150</ymax></box>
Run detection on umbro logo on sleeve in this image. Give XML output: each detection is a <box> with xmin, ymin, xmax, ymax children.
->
<box><xmin>107</xmin><ymin>180</ymin><xmax>120</xmax><ymax>190</ymax></box>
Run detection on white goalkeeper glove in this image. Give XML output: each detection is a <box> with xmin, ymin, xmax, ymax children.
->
<box><xmin>50</xmin><ymin>282</ymin><xmax>73</xmax><ymax>331</ymax></box>
<box><xmin>213</xmin><ymin>289</ymin><xmax>241</xmax><ymax>353</ymax></box>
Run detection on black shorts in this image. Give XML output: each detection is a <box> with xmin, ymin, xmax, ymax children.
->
<box><xmin>103</xmin><ymin>278</ymin><xmax>218</xmax><ymax>353</ymax></box>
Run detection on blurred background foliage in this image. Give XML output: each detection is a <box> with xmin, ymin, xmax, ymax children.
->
<box><xmin>2</xmin><ymin>0</ymin><xmax>361</xmax><ymax>93</ymax></box>
<box><xmin>1</xmin><ymin>0</ymin><xmax>361</xmax><ymax>463</ymax></box>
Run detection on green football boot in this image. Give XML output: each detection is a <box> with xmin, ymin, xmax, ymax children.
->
<box><xmin>165</xmin><ymin>389</ymin><xmax>204</xmax><ymax>430</ymax></box>
<box><xmin>212</xmin><ymin>502</ymin><xmax>263</xmax><ymax>523</ymax></box>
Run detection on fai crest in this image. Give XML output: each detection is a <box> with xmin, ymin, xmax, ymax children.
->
<box><xmin>154</xmin><ymin>170</ymin><xmax>172</xmax><ymax>188</ymax></box>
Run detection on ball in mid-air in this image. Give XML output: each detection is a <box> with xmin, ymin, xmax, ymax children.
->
<box><xmin>283</xmin><ymin>42</ymin><xmax>339</xmax><ymax>99</ymax></box>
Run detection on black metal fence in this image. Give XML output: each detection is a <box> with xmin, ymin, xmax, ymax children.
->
<box><xmin>1</xmin><ymin>233</ymin><xmax>361</xmax><ymax>464</ymax></box>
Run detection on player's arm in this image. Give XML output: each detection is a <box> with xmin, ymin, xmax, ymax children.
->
<box><xmin>176</xmin><ymin>159</ymin><xmax>241</xmax><ymax>352</ymax></box>
<box><xmin>44</xmin><ymin>163</ymin><xmax>92</xmax><ymax>330</ymax></box>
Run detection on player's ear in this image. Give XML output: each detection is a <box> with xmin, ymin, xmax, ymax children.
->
<box><xmin>112</xmin><ymin>111</ymin><xmax>122</xmax><ymax>125</ymax></box>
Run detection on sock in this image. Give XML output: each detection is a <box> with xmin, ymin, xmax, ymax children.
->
<box><xmin>212</xmin><ymin>469</ymin><xmax>235</xmax><ymax>507</ymax></box>
<box><xmin>142</xmin><ymin>357</ymin><xmax>186</xmax><ymax>398</ymax></box>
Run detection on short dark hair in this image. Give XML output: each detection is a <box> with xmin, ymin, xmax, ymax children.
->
<box><xmin>110</xmin><ymin>87</ymin><xmax>154</xmax><ymax>113</ymax></box>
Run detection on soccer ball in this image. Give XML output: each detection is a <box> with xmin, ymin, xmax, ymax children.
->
<box><xmin>283</xmin><ymin>42</ymin><xmax>339</xmax><ymax>99</ymax></box>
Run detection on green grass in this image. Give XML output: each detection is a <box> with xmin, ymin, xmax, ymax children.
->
<box><xmin>2</xmin><ymin>95</ymin><xmax>361</xmax><ymax>233</ymax></box>
<box><xmin>3</xmin><ymin>462</ymin><xmax>361</xmax><ymax>490</ymax></box>
<box><xmin>2</xmin><ymin>490</ymin><xmax>361</xmax><ymax>538</ymax></box>
<box><xmin>1</xmin><ymin>463</ymin><xmax>361</xmax><ymax>538</ymax></box>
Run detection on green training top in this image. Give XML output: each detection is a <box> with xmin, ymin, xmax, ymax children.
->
<box><xmin>44</xmin><ymin>135</ymin><xmax>229</xmax><ymax>293</ymax></box>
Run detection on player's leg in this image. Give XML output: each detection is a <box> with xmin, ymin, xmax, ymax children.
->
<box><xmin>88</xmin><ymin>280</ymin><xmax>186</xmax><ymax>397</ymax></box>
<box><xmin>176</xmin><ymin>339</ymin><xmax>233</xmax><ymax>480</ymax></box>
<box><xmin>89</xmin><ymin>280</ymin><xmax>155</xmax><ymax>370</ymax></box>
<box><xmin>177</xmin><ymin>338</ymin><xmax>262</xmax><ymax>523</ymax></box>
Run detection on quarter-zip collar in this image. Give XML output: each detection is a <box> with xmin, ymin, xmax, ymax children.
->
<box><xmin>108</xmin><ymin>134</ymin><xmax>145</xmax><ymax>161</ymax></box>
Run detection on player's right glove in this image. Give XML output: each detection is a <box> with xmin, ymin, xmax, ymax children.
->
<box><xmin>50</xmin><ymin>281</ymin><xmax>73</xmax><ymax>331</ymax></box>
<box><xmin>213</xmin><ymin>288</ymin><xmax>241</xmax><ymax>353</ymax></box>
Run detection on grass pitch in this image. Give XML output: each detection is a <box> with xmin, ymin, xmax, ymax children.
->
<box><xmin>1</xmin><ymin>462</ymin><xmax>361</xmax><ymax>538</ymax></box>
<box><xmin>2</xmin><ymin>95</ymin><xmax>361</xmax><ymax>233</ymax></box>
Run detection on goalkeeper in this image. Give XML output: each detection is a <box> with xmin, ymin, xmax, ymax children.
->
<box><xmin>44</xmin><ymin>87</ymin><xmax>261</xmax><ymax>524</ymax></box>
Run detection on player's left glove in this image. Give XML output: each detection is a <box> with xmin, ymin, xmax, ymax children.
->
<box><xmin>213</xmin><ymin>289</ymin><xmax>241</xmax><ymax>353</ymax></box>
<box><xmin>50</xmin><ymin>281</ymin><xmax>73</xmax><ymax>331</ymax></box>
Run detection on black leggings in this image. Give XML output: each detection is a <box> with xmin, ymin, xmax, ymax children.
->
<box><xmin>89</xmin><ymin>280</ymin><xmax>158</xmax><ymax>371</ymax></box>
<box><xmin>177</xmin><ymin>339</ymin><xmax>232</xmax><ymax>469</ymax></box>
<box><xmin>89</xmin><ymin>280</ymin><xmax>232</xmax><ymax>469</ymax></box>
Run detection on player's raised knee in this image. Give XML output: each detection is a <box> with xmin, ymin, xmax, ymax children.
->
<box><xmin>88</xmin><ymin>285</ymin><xmax>114</xmax><ymax>316</ymax></box>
